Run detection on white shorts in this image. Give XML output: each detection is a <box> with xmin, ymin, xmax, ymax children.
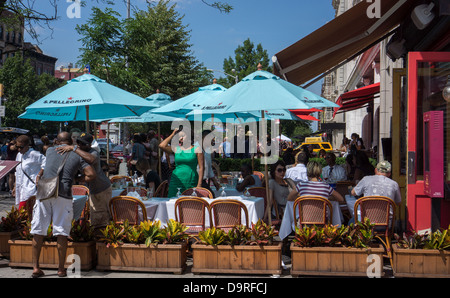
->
<box><xmin>30</xmin><ymin>197</ymin><xmax>73</xmax><ymax>237</ymax></box>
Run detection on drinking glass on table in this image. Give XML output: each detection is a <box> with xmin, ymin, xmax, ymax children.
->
<box><xmin>176</xmin><ymin>188</ymin><xmax>181</xmax><ymax>198</ymax></box>
<box><xmin>244</xmin><ymin>187</ymin><xmax>250</xmax><ymax>197</ymax></box>
<box><xmin>147</xmin><ymin>187</ymin><xmax>153</xmax><ymax>198</ymax></box>
<box><xmin>220</xmin><ymin>187</ymin><xmax>227</xmax><ymax>197</ymax></box>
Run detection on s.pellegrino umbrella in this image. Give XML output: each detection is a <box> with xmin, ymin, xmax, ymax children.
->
<box><xmin>19</xmin><ymin>74</ymin><xmax>159</xmax><ymax>131</ymax></box>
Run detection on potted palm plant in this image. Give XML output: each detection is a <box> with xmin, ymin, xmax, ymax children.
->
<box><xmin>8</xmin><ymin>219</ymin><xmax>96</xmax><ymax>270</ymax></box>
<box><xmin>191</xmin><ymin>219</ymin><xmax>282</xmax><ymax>275</ymax></box>
<box><xmin>290</xmin><ymin>218</ymin><xmax>385</xmax><ymax>277</ymax></box>
<box><xmin>393</xmin><ymin>227</ymin><xmax>450</xmax><ymax>278</ymax></box>
<box><xmin>0</xmin><ymin>207</ymin><xmax>27</xmax><ymax>258</ymax></box>
<box><xmin>96</xmin><ymin>219</ymin><xmax>189</xmax><ymax>274</ymax></box>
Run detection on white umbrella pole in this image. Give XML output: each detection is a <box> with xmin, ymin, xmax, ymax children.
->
<box><xmin>261</xmin><ymin>110</ymin><xmax>271</xmax><ymax>226</ymax></box>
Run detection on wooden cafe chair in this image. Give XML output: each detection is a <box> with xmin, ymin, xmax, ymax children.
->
<box><xmin>354</xmin><ymin>196</ymin><xmax>396</xmax><ymax>268</ymax></box>
<box><xmin>209</xmin><ymin>199</ymin><xmax>249</xmax><ymax>233</ymax></box>
<box><xmin>154</xmin><ymin>180</ymin><xmax>169</xmax><ymax>198</ymax></box>
<box><xmin>182</xmin><ymin>187</ymin><xmax>214</xmax><ymax>199</ymax></box>
<box><xmin>293</xmin><ymin>196</ymin><xmax>333</xmax><ymax>229</ymax></box>
<box><xmin>109</xmin><ymin>196</ymin><xmax>147</xmax><ymax>225</ymax></box>
<box><xmin>174</xmin><ymin>196</ymin><xmax>210</xmax><ymax>236</ymax></box>
<box><xmin>246</xmin><ymin>186</ymin><xmax>281</xmax><ymax>228</ymax></box>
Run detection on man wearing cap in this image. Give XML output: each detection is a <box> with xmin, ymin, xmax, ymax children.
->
<box><xmin>56</xmin><ymin>132</ymin><xmax>112</xmax><ymax>234</ymax></box>
<box><xmin>346</xmin><ymin>160</ymin><xmax>401</xmax><ymax>223</ymax></box>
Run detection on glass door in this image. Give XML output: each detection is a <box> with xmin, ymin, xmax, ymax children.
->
<box><xmin>407</xmin><ymin>52</ymin><xmax>450</xmax><ymax>233</ymax></box>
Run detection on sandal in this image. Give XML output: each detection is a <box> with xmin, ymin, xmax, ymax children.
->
<box><xmin>57</xmin><ymin>269</ymin><xmax>67</xmax><ymax>277</ymax></box>
<box><xmin>31</xmin><ymin>269</ymin><xmax>45</xmax><ymax>278</ymax></box>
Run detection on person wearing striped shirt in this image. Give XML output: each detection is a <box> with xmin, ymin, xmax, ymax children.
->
<box><xmin>287</xmin><ymin>160</ymin><xmax>344</xmax><ymax>203</ymax></box>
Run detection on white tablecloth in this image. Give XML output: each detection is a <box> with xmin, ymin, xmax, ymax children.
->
<box><xmin>278</xmin><ymin>200</ymin><xmax>344</xmax><ymax>240</ymax></box>
<box><xmin>213</xmin><ymin>187</ymin><xmax>244</xmax><ymax>197</ymax></box>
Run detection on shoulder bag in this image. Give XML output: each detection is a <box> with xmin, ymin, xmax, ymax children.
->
<box><xmin>35</xmin><ymin>152</ymin><xmax>70</xmax><ymax>201</ymax></box>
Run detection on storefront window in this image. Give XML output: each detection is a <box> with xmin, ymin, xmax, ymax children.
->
<box><xmin>416</xmin><ymin>62</ymin><xmax>450</xmax><ymax>197</ymax></box>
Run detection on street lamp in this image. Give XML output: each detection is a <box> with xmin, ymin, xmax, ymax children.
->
<box><xmin>207</xmin><ymin>69</ymin><xmax>239</xmax><ymax>84</ymax></box>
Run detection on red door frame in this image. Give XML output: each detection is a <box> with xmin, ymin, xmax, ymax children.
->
<box><xmin>407</xmin><ymin>52</ymin><xmax>450</xmax><ymax>232</ymax></box>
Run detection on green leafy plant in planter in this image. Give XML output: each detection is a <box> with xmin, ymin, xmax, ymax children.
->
<box><xmin>140</xmin><ymin>220</ymin><xmax>162</xmax><ymax>247</ymax></box>
<box><xmin>198</xmin><ymin>227</ymin><xmax>226</xmax><ymax>246</ymax></box>
<box><xmin>99</xmin><ymin>219</ymin><xmax>190</xmax><ymax>247</ymax></box>
<box><xmin>99</xmin><ymin>221</ymin><xmax>126</xmax><ymax>248</ymax></box>
<box><xmin>248</xmin><ymin>219</ymin><xmax>278</xmax><ymax>245</ymax></box>
<box><xmin>0</xmin><ymin>207</ymin><xmax>28</xmax><ymax>232</ymax></box>
<box><xmin>160</xmin><ymin>219</ymin><xmax>189</xmax><ymax>244</ymax></box>
<box><xmin>226</xmin><ymin>225</ymin><xmax>252</xmax><ymax>246</ymax></box>
<box><xmin>70</xmin><ymin>220</ymin><xmax>95</xmax><ymax>242</ymax></box>
<box><xmin>293</xmin><ymin>218</ymin><xmax>375</xmax><ymax>248</ymax></box>
<box><xmin>198</xmin><ymin>220</ymin><xmax>278</xmax><ymax>246</ymax></box>
<box><xmin>395</xmin><ymin>226</ymin><xmax>450</xmax><ymax>250</ymax></box>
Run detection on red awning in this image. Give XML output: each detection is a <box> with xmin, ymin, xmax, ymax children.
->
<box><xmin>272</xmin><ymin>0</ymin><xmax>416</xmax><ymax>86</ymax></box>
<box><xmin>290</xmin><ymin>108</ymin><xmax>321</xmax><ymax>121</ymax></box>
<box><xmin>333</xmin><ymin>83</ymin><xmax>380</xmax><ymax>117</ymax></box>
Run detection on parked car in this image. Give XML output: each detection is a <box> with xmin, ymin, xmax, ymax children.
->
<box><xmin>110</xmin><ymin>144</ymin><xmax>125</xmax><ymax>159</ymax></box>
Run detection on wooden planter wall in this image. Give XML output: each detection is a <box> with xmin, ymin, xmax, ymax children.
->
<box><xmin>96</xmin><ymin>242</ymin><xmax>187</xmax><ymax>274</ymax></box>
<box><xmin>393</xmin><ymin>246</ymin><xmax>450</xmax><ymax>278</ymax></box>
<box><xmin>8</xmin><ymin>240</ymin><xmax>96</xmax><ymax>270</ymax></box>
<box><xmin>0</xmin><ymin>231</ymin><xmax>20</xmax><ymax>258</ymax></box>
<box><xmin>191</xmin><ymin>242</ymin><xmax>282</xmax><ymax>275</ymax></box>
<box><xmin>290</xmin><ymin>244</ymin><xmax>385</xmax><ymax>277</ymax></box>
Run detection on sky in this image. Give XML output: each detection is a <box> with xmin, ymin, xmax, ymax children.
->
<box><xmin>29</xmin><ymin>0</ymin><xmax>336</xmax><ymax>95</ymax></box>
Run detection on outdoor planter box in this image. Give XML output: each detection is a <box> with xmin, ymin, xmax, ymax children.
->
<box><xmin>0</xmin><ymin>230</ymin><xmax>20</xmax><ymax>258</ymax></box>
<box><xmin>8</xmin><ymin>239</ymin><xmax>96</xmax><ymax>270</ymax></box>
<box><xmin>393</xmin><ymin>245</ymin><xmax>450</xmax><ymax>278</ymax></box>
<box><xmin>96</xmin><ymin>242</ymin><xmax>187</xmax><ymax>274</ymax></box>
<box><xmin>290</xmin><ymin>244</ymin><xmax>385</xmax><ymax>277</ymax></box>
<box><xmin>191</xmin><ymin>242</ymin><xmax>282</xmax><ymax>275</ymax></box>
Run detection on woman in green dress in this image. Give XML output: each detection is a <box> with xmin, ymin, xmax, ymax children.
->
<box><xmin>159</xmin><ymin>128</ymin><xmax>204</xmax><ymax>197</ymax></box>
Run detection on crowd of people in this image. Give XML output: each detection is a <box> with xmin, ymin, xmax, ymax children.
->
<box><xmin>0</xmin><ymin>127</ymin><xmax>402</xmax><ymax>277</ymax></box>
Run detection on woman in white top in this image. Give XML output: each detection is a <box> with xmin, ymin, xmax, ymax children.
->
<box><xmin>14</xmin><ymin>135</ymin><xmax>46</xmax><ymax>209</ymax></box>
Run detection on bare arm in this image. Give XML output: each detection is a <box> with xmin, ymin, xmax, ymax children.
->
<box><xmin>159</xmin><ymin>129</ymin><xmax>178</xmax><ymax>155</ymax></box>
<box><xmin>196</xmin><ymin>151</ymin><xmax>204</xmax><ymax>188</ymax></box>
<box><xmin>83</xmin><ymin>165</ymin><xmax>96</xmax><ymax>182</ymax></box>
<box><xmin>56</xmin><ymin>145</ymin><xmax>96</xmax><ymax>165</ymax></box>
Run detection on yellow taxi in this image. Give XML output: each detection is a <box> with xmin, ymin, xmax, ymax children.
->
<box><xmin>295</xmin><ymin>137</ymin><xmax>333</xmax><ymax>153</ymax></box>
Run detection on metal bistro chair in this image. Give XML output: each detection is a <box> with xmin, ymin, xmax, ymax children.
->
<box><xmin>210</xmin><ymin>199</ymin><xmax>249</xmax><ymax>233</ymax></box>
<box><xmin>174</xmin><ymin>196</ymin><xmax>211</xmax><ymax>236</ymax></box>
<box><xmin>354</xmin><ymin>196</ymin><xmax>396</xmax><ymax>268</ymax></box>
<box><xmin>154</xmin><ymin>180</ymin><xmax>169</xmax><ymax>198</ymax></box>
<box><xmin>182</xmin><ymin>187</ymin><xmax>214</xmax><ymax>199</ymax></box>
<box><xmin>72</xmin><ymin>185</ymin><xmax>90</xmax><ymax>223</ymax></box>
<box><xmin>109</xmin><ymin>196</ymin><xmax>147</xmax><ymax>225</ymax></box>
<box><xmin>293</xmin><ymin>196</ymin><xmax>333</xmax><ymax>229</ymax></box>
<box><xmin>120</xmin><ymin>187</ymin><xmax>148</xmax><ymax>197</ymax></box>
<box><xmin>110</xmin><ymin>175</ymin><xmax>132</xmax><ymax>184</ymax></box>
<box><xmin>246</xmin><ymin>186</ymin><xmax>282</xmax><ymax>228</ymax></box>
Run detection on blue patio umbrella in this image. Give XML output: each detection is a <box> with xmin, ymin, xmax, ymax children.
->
<box><xmin>151</xmin><ymin>82</ymin><xmax>228</xmax><ymax>118</ymax></box>
<box><xmin>184</xmin><ymin>66</ymin><xmax>339</xmax><ymax>225</ymax></box>
<box><xmin>145</xmin><ymin>89</ymin><xmax>172</xmax><ymax>107</ymax></box>
<box><xmin>186</xmin><ymin>69</ymin><xmax>339</xmax><ymax>116</ymax></box>
<box><xmin>19</xmin><ymin>74</ymin><xmax>159</xmax><ymax>130</ymax></box>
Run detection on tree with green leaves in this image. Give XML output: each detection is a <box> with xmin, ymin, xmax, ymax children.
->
<box><xmin>218</xmin><ymin>38</ymin><xmax>271</xmax><ymax>88</ymax></box>
<box><xmin>77</xmin><ymin>1</ymin><xmax>212</xmax><ymax>100</ymax></box>
<box><xmin>0</xmin><ymin>54</ymin><xmax>63</xmax><ymax>131</ymax></box>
